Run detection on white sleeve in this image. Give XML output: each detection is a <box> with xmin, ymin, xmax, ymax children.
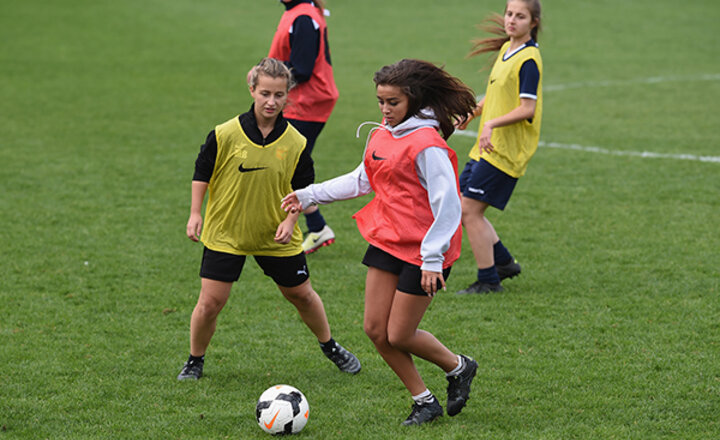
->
<box><xmin>294</xmin><ymin>162</ymin><xmax>372</xmax><ymax>209</ymax></box>
<box><xmin>415</xmin><ymin>147</ymin><xmax>462</xmax><ymax>273</ymax></box>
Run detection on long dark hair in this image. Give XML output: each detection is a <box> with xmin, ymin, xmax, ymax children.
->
<box><xmin>312</xmin><ymin>0</ymin><xmax>325</xmax><ymax>12</ymax></box>
<box><xmin>468</xmin><ymin>0</ymin><xmax>542</xmax><ymax>58</ymax></box>
<box><xmin>373</xmin><ymin>59</ymin><xmax>476</xmax><ymax>140</ymax></box>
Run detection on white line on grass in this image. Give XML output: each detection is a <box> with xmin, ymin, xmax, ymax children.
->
<box><xmin>454</xmin><ymin>130</ymin><xmax>720</xmax><ymax>164</ymax></box>
<box><xmin>458</xmin><ymin>73</ymin><xmax>720</xmax><ymax>164</ymax></box>
<box><xmin>475</xmin><ymin>73</ymin><xmax>720</xmax><ymax>99</ymax></box>
<box><xmin>544</xmin><ymin>73</ymin><xmax>720</xmax><ymax>93</ymax></box>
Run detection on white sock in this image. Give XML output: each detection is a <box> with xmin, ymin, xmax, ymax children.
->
<box><xmin>446</xmin><ymin>355</ymin><xmax>464</xmax><ymax>377</ymax></box>
<box><xmin>412</xmin><ymin>389</ymin><xmax>434</xmax><ymax>405</ymax></box>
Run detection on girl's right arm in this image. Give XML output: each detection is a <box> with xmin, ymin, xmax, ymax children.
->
<box><xmin>456</xmin><ymin>97</ymin><xmax>485</xmax><ymax>130</ymax></box>
<box><xmin>187</xmin><ymin>180</ymin><xmax>208</xmax><ymax>242</ymax></box>
<box><xmin>187</xmin><ymin>131</ymin><xmax>216</xmax><ymax>241</ymax></box>
<box><xmin>282</xmin><ymin>162</ymin><xmax>371</xmax><ymax>212</ymax></box>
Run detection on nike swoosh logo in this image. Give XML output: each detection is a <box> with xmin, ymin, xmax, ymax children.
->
<box><xmin>490</xmin><ymin>79</ymin><xmax>496</xmax><ymax>84</ymax></box>
<box><xmin>264</xmin><ymin>410</ymin><xmax>280</xmax><ymax>430</ymax></box>
<box><xmin>238</xmin><ymin>163</ymin><xmax>267</xmax><ymax>173</ymax></box>
<box><xmin>468</xmin><ymin>187</ymin><xmax>485</xmax><ymax>194</ymax></box>
<box><xmin>371</xmin><ymin>151</ymin><xmax>387</xmax><ymax>161</ymax></box>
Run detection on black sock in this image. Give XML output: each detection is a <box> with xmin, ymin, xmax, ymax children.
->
<box><xmin>493</xmin><ymin>240</ymin><xmax>514</xmax><ymax>266</ymax></box>
<box><xmin>188</xmin><ymin>354</ymin><xmax>204</xmax><ymax>364</ymax></box>
<box><xmin>319</xmin><ymin>337</ymin><xmax>336</xmax><ymax>354</ymax></box>
<box><xmin>305</xmin><ymin>209</ymin><xmax>327</xmax><ymax>233</ymax></box>
<box><xmin>477</xmin><ymin>266</ymin><xmax>500</xmax><ymax>285</ymax></box>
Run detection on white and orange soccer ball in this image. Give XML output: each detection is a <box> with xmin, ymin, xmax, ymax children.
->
<box><xmin>255</xmin><ymin>385</ymin><xmax>309</xmax><ymax>435</ymax></box>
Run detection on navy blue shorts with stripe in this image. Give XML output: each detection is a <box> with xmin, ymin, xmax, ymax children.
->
<box><xmin>458</xmin><ymin>159</ymin><xmax>518</xmax><ymax>210</ymax></box>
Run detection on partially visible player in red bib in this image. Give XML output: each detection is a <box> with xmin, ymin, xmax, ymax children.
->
<box><xmin>268</xmin><ymin>0</ymin><xmax>339</xmax><ymax>254</ymax></box>
<box><xmin>282</xmin><ymin>59</ymin><xmax>479</xmax><ymax>426</ymax></box>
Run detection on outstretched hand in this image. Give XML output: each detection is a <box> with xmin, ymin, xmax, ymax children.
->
<box><xmin>281</xmin><ymin>192</ymin><xmax>302</xmax><ymax>213</ymax></box>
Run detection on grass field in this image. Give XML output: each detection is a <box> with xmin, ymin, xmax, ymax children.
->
<box><xmin>1</xmin><ymin>0</ymin><xmax>719</xmax><ymax>438</ymax></box>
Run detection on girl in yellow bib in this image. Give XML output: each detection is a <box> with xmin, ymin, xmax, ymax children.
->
<box><xmin>177</xmin><ymin>58</ymin><xmax>360</xmax><ymax>381</ymax></box>
<box><xmin>456</xmin><ymin>0</ymin><xmax>543</xmax><ymax>294</ymax></box>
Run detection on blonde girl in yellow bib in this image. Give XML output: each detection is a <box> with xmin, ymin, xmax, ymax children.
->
<box><xmin>177</xmin><ymin>58</ymin><xmax>360</xmax><ymax>381</ymax></box>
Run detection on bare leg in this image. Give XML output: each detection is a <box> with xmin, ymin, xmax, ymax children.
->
<box><xmin>277</xmin><ymin>279</ymin><xmax>332</xmax><ymax>342</ymax></box>
<box><xmin>387</xmin><ymin>292</ymin><xmax>458</xmax><ymax>373</ymax></box>
<box><xmin>190</xmin><ymin>278</ymin><xmax>233</xmax><ymax>356</ymax></box>
<box><xmin>461</xmin><ymin>196</ymin><xmax>499</xmax><ymax>269</ymax></box>
<box><xmin>363</xmin><ymin>267</ymin><xmax>424</xmax><ymax>394</ymax></box>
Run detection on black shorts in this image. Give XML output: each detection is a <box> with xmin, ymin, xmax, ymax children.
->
<box><xmin>361</xmin><ymin>245</ymin><xmax>451</xmax><ymax>296</ymax></box>
<box><xmin>459</xmin><ymin>159</ymin><xmax>518</xmax><ymax>210</ymax></box>
<box><xmin>200</xmin><ymin>247</ymin><xmax>309</xmax><ymax>287</ymax></box>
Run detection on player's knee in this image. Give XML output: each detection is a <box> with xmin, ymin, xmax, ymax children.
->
<box><xmin>363</xmin><ymin>321</ymin><xmax>388</xmax><ymax>346</ymax></box>
<box><xmin>386</xmin><ymin>329</ymin><xmax>412</xmax><ymax>351</ymax></box>
<box><xmin>194</xmin><ymin>297</ymin><xmax>224</xmax><ymax>319</ymax></box>
<box><xmin>461</xmin><ymin>197</ymin><xmax>487</xmax><ymax>219</ymax></box>
<box><xmin>461</xmin><ymin>204</ymin><xmax>481</xmax><ymax>222</ymax></box>
<box><xmin>283</xmin><ymin>287</ymin><xmax>316</xmax><ymax>309</ymax></box>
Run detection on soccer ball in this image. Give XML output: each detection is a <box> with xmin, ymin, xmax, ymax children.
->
<box><xmin>256</xmin><ymin>385</ymin><xmax>309</xmax><ymax>435</ymax></box>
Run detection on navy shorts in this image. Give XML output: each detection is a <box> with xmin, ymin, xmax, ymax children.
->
<box><xmin>458</xmin><ymin>159</ymin><xmax>518</xmax><ymax>210</ymax></box>
<box><xmin>361</xmin><ymin>245</ymin><xmax>452</xmax><ymax>296</ymax></box>
<box><xmin>200</xmin><ymin>247</ymin><xmax>309</xmax><ymax>287</ymax></box>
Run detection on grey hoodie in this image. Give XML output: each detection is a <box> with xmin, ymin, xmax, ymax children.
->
<box><xmin>294</xmin><ymin>112</ymin><xmax>461</xmax><ymax>272</ymax></box>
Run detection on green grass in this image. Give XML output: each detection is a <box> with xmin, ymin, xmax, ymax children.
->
<box><xmin>1</xmin><ymin>0</ymin><xmax>719</xmax><ymax>438</ymax></box>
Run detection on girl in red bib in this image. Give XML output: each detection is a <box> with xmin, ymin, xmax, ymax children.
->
<box><xmin>282</xmin><ymin>59</ymin><xmax>479</xmax><ymax>426</ymax></box>
<box><xmin>269</xmin><ymin>0</ymin><xmax>339</xmax><ymax>254</ymax></box>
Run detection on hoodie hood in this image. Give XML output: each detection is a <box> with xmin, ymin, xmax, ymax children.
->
<box><xmin>384</xmin><ymin>108</ymin><xmax>440</xmax><ymax>139</ymax></box>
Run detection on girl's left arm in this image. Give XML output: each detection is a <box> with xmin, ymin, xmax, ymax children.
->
<box><xmin>416</xmin><ymin>147</ymin><xmax>462</xmax><ymax>295</ymax></box>
<box><xmin>282</xmin><ymin>162</ymin><xmax>372</xmax><ymax>212</ymax></box>
<box><xmin>479</xmin><ymin>57</ymin><xmax>541</xmax><ymax>152</ymax></box>
<box><xmin>486</xmin><ymin>98</ymin><xmax>537</xmax><ymax>128</ymax></box>
<box><xmin>478</xmin><ymin>98</ymin><xmax>536</xmax><ymax>153</ymax></box>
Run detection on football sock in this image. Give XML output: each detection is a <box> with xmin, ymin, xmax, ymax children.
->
<box><xmin>305</xmin><ymin>209</ymin><xmax>327</xmax><ymax>233</ymax></box>
<box><xmin>188</xmin><ymin>354</ymin><xmax>204</xmax><ymax>364</ymax></box>
<box><xmin>477</xmin><ymin>266</ymin><xmax>500</xmax><ymax>285</ymax></box>
<box><xmin>319</xmin><ymin>337</ymin><xmax>337</xmax><ymax>354</ymax></box>
<box><xmin>446</xmin><ymin>355</ymin><xmax>465</xmax><ymax>377</ymax></box>
<box><xmin>412</xmin><ymin>389</ymin><xmax>435</xmax><ymax>405</ymax></box>
<box><xmin>493</xmin><ymin>240</ymin><xmax>514</xmax><ymax>266</ymax></box>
